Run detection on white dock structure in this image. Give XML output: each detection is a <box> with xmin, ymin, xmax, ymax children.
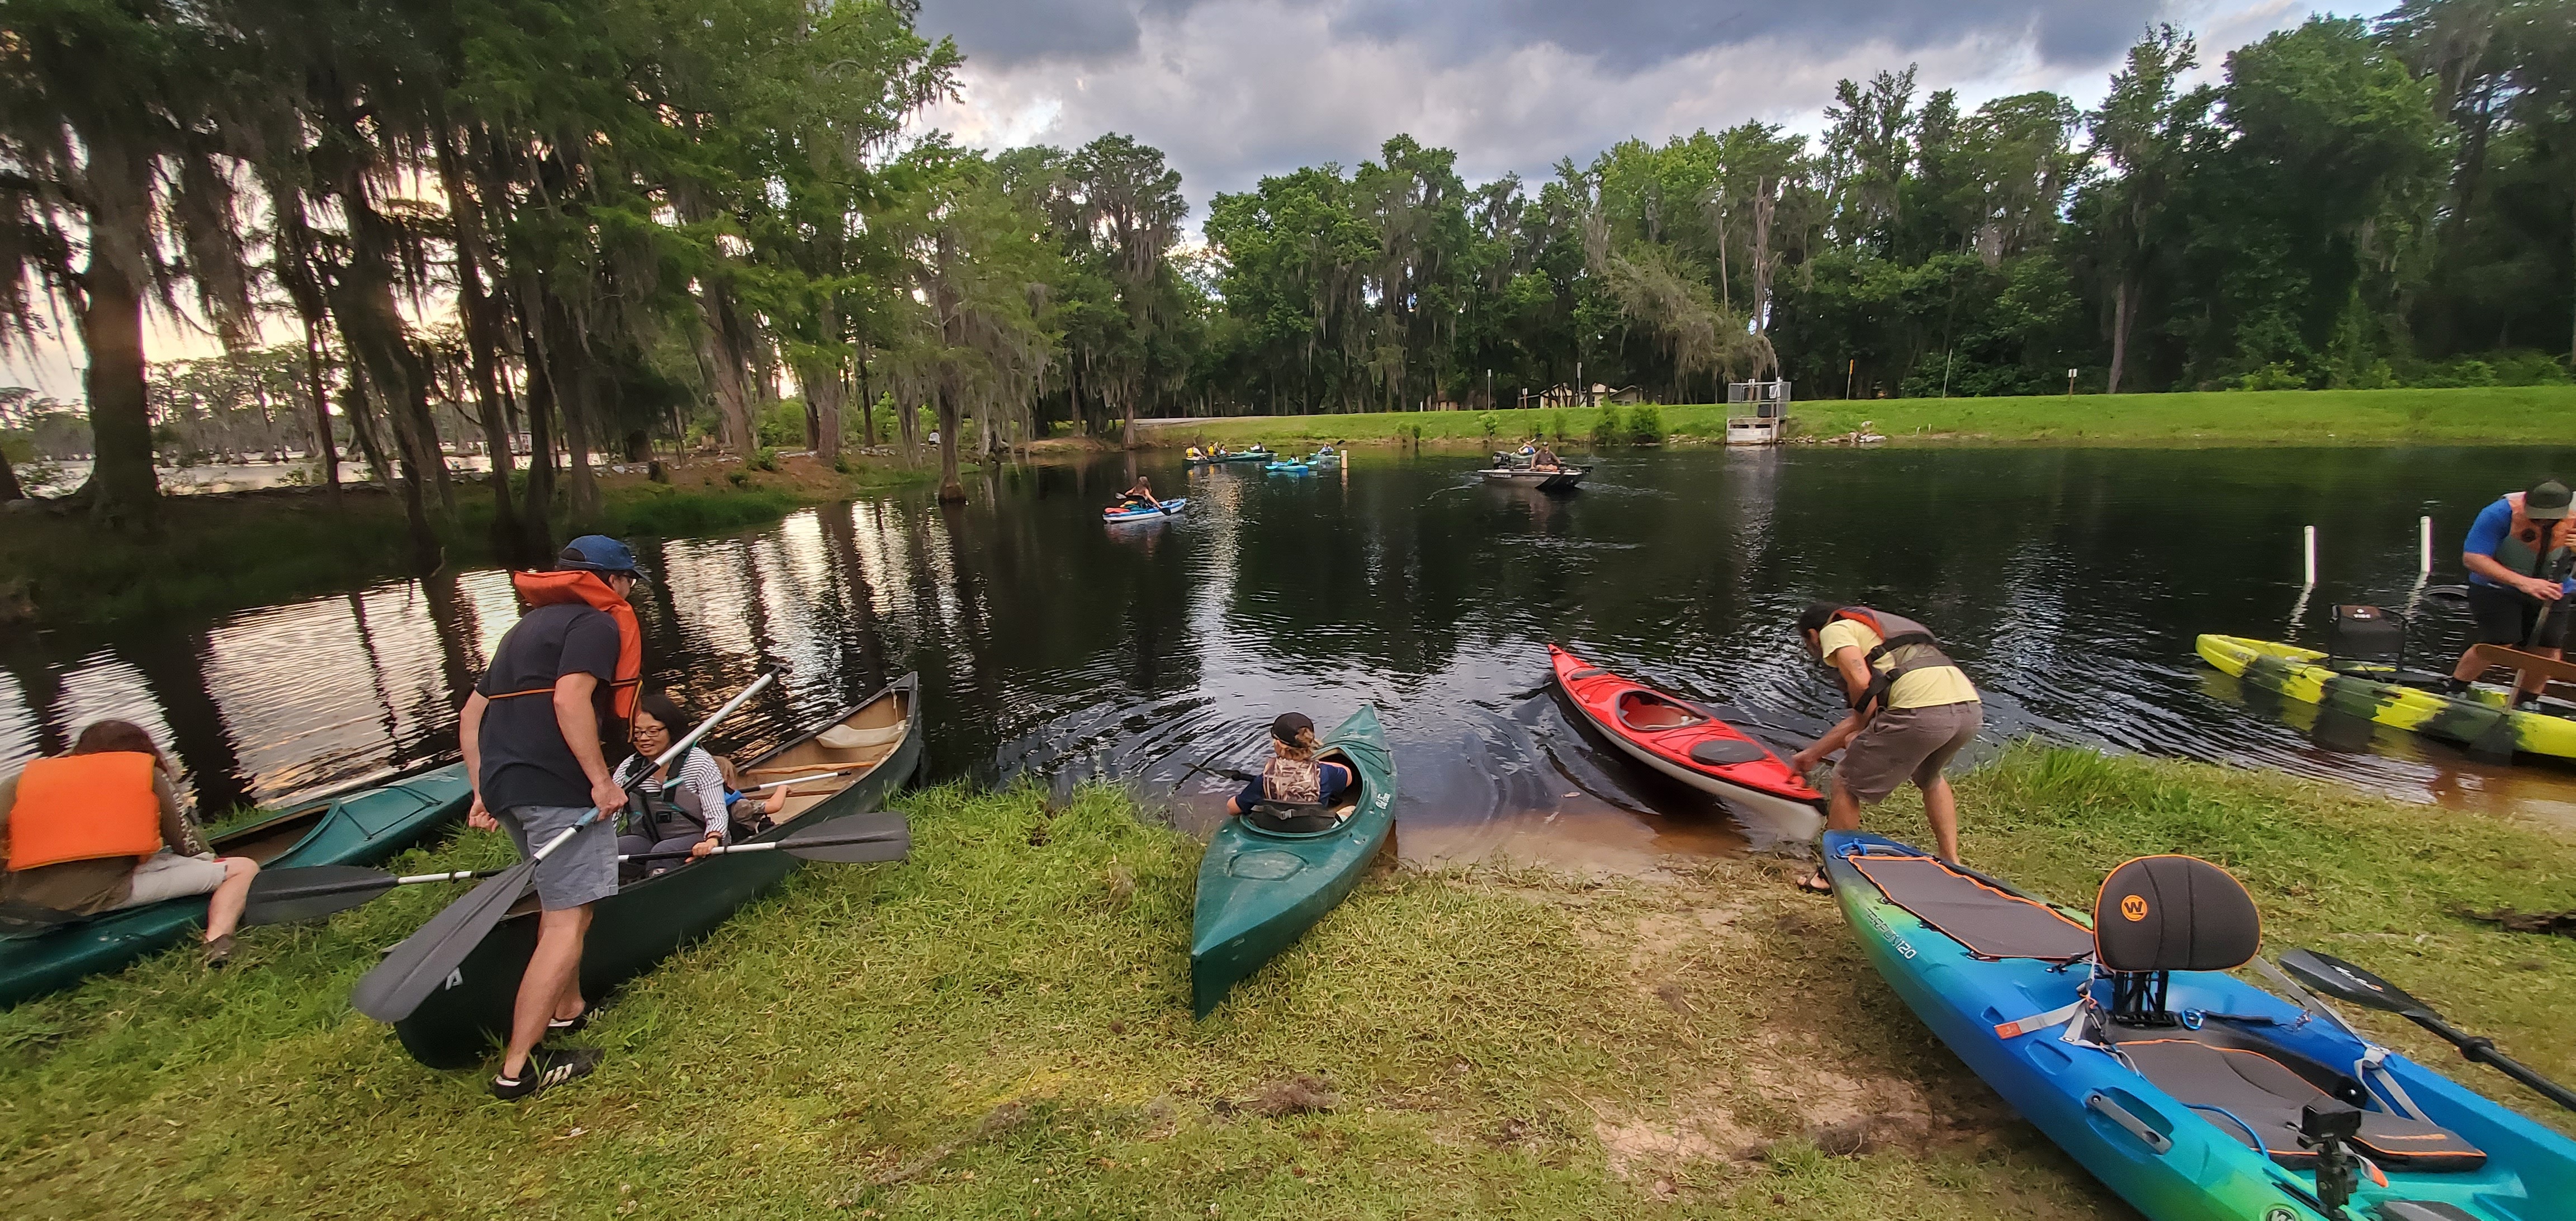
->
<box><xmin>1725</xmin><ymin>378</ymin><xmax>1791</xmax><ymax>446</ymax></box>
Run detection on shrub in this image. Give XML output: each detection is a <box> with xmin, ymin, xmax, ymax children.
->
<box><xmin>1478</xmin><ymin>411</ymin><xmax>1499</xmax><ymax>443</ymax></box>
<box><xmin>2234</xmin><ymin>363</ymin><xmax>2308</xmax><ymax>391</ymax></box>
<box><xmin>749</xmin><ymin>446</ymin><xmax>780</xmax><ymax>472</ymax></box>
<box><xmin>1549</xmin><ymin>410</ymin><xmax>1568</xmax><ymax>443</ymax></box>
<box><xmin>1628</xmin><ymin>404</ymin><xmax>1664</xmax><ymax>445</ymax></box>
<box><xmin>755</xmin><ymin>399</ymin><xmax>808</xmax><ymax>448</ymax></box>
<box><xmin>1588</xmin><ymin>404</ymin><xmax>1625</xmax><ymax>449</ymax></box>
<box><xmin>726</xmin><ymin>470</ymin><xmax>751</xmax><ymax>488</ymax></box>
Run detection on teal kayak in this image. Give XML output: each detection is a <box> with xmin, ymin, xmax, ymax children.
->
<box><xmin>1824</xmin><ymin>830</ymin><xmax>2576</xmax><ymax>1220</ymax></box>
<box><xmin>1103</xmin><ymin>497</ymin><xmax>1187</xmax><ymax>523</ymax></box>
<box><xmin>1</xmin><ymin>763</ymin><xmax>472</xmax><ymax>1007</ymax></box>
<box><xmin>1263</xmin><ymin>461</ymin><xmax>1310</xmax><ymax>474</ymax></box>
<box><xmin>1190</xmin><ymin>706</ymin><xmax>1396</xmax><ymax>1018</ymax></box>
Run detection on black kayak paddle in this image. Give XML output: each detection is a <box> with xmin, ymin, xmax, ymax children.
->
<box><xmin>245</xmin><ymin>811</ymin><xmax>909</xmax><ymax>926</ymax></box>
<box><xmin>2280</xmin><ymin>948</ymin><xmax>2576</xmax><ymax>1114</ymax></box>
<box><xmin>351</xmin><ymin>666</ymin><xmax>781</xmax><ymax>1024</ymax></box>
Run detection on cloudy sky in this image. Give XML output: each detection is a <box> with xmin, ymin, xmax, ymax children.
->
<box><xmin>913</xmin><ymin>0</ymin><xmax>2354</xmax><ymax>207</ymax></box>
<box><xmin>4</xmin><ymin>0</ymin><xmax>2359</xmax><ymax>399</ymax></box>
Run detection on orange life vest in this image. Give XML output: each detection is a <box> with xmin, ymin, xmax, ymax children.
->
<box><xmin>1825</xmin><ymin>606</ymin><xmax>1955</xmax><ymax>715</ymax></box>
<box><xmin>498</xmin><ymin>570</ymin><xmax>642</xmax><ymax>721</ymax></box>
<box><xmin>6</xmin><ymin>753</ymin><xmax>164</xmax><ymax>872</ymax></box>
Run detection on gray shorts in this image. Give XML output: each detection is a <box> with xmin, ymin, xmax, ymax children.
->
<box><xmin>1837</xmin><ymin>701</ymin><xmax>1983</xmax><ymax>806</ymax></box>
<box><xmin>498</xmin><ymin>804</ymin><xmax>619</xmax><ymax>910</ymax></box>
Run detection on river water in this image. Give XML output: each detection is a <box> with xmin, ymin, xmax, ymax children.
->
<box><xmin>8</xmin><ymin>446</ymin><xmax>2575</xmax><ymax>871</ymax></box>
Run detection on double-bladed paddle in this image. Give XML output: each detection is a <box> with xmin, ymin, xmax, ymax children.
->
<box><xmin>2280</xmin><ymin>948</ymin><xmax>2576</xmax><ymax>1114</ymax></box>
<box><xmin>351</xmin><ymin>666</ymin><xmax>782</xmax><ymax>1024</ymax></box>
<box><xmin>245</xmin><ymin>811</ymin><xmax>909</xmax><ymax>925</ymax></box>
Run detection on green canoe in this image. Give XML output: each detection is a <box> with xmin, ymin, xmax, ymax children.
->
<box><xmin>0</xmin><ymin>762</ymin><xmax>472</xmax><ymax>1008</ymax></box>
<box><xmin>392</xmin><ymin>674</ymin><xmax>921</xmax><ymax>1068</ymax></box>
<box><xmin>1190</xmin><ymin>706</ymin><xmax>1397</xmax><ymax>1019</ymax></box>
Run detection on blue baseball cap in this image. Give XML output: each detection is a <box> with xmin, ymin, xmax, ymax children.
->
<box><xmin>557</xmin><ymin>535</ymin><xmax>645</xmax><ymax>582</ymax></box>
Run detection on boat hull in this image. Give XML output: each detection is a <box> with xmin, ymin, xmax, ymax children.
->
<box><xmin>1550</xmin><ymin>645</ymin><xmax>1824</xmax><ymax>841</ymax></box>
<box><xmin>1824</xmin><ymin>830</ymin><xmax>2576</xmax><ymax>1221</ymax></box>
<box><xmin>2196</xmin><ymin>633</ymin><xmax>2576</xmax><ymax>759</ymax></box>
<box><xmin>1481</xmin><ymin>466</ymin><xmax>1587</xmax><ymax>491</ymax></box>
<box><xmin>1104</xmin><ymin>498</ymin><xmax>1188</xmax><ymax>523</ymax></box>
<box><xmin>1189</xmin><ymin>706</ymin><xmax>1396</xmax><ymax>1019</ymax></box>
<box><xmin>0</xmin><ymin>763</ymin><xmax>472</xmax><ymax>1008</ymax></box>
<box><xmin>391</xmin><ymin>675</ymin><xmax>922</xmax><ymax>1068</ymax></box>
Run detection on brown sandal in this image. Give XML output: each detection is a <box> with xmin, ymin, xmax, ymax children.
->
<box><xmin>1794</xmin><ymin>869</ymin><xmax>1833</xmax><ymax>896</ymax></box>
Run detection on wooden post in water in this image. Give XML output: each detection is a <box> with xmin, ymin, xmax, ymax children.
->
<box><xmin>2419</xmin><ymin>516</ymin><xmax>2433</xmax><ymax>576</ymax></box>
<box><xmin>2303</xmin><ymin>526</ymin><xmax>2318</xmax><ymax>586</ymax></box>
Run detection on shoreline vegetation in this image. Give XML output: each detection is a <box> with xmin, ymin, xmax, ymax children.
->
<box><xmin>0</xmin><ymin>746</ymin><xmax>2568</xmax><ymax>1217</ymax></box>
<box><xmin>0</xmin><ymin>455</ymin><xmax>936</xmax><ymax>627</ymax></box>
<box><xmin>1101</xmin><ymin>385</ymin><xmax>2576</xmax><ymax>453</ymax></box>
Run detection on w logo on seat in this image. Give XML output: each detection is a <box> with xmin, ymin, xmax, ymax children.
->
<box><xmin>2119</xmin><ymin>895</ymin><xmax>2149</xmax><ymax>922</ymax></box>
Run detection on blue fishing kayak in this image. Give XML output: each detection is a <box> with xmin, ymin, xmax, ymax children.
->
<box><xmin>1263</xmin><ymin>461</ymin><xmax>1310</xmax><ymax>474</ymax></box>
<box><xmin>1102</xmin><ymin>497</ymin><xmax>1188</xmax><ymax>523</ymax></box>
<box><xmin>1823</xmin><ymin>830</ymin><xmax>2576</xmax><ymax>1221</ymax></box>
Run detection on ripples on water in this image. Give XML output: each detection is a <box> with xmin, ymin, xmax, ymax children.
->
<box><xmin>8</xmin><ymin>445</ymin><xmax>2576</xmax><ymax>869</ymax></box>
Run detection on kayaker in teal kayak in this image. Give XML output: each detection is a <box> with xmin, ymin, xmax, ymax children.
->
<box><xmin>1787</xmin><ymin>604</ymin><xmax>1983</xmax><ymax>891</ymax></box>
<box><xmin>1226</xmin><ymin>713</ymin><xmax>1355</xmax><ymax>830</ymax></box>
<box><xmin>2440</xmin><ymin>478</ymin><xmax>2573</xmax><ymax>709</ymax></box>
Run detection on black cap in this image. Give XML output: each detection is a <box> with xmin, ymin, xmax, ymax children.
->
<box><xmin>2526</xmin><ymin>479</ymin><xmax>2572</xmax><ymax>521</ymax></box>
<box><xmin>1270</xmin><ymin>712</ymin><xmax>1314</xmax><ymax>742</ymax></box>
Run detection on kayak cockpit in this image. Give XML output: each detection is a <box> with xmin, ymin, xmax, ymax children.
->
<box><xmin>1615</xmin><ymin>690</ymin><xmax>1706</xmax><ymax>732</ymax></box>
<box><xmin>739</xmin><ymin>687</ymin><xmax>913</xmax><ymax>825</ymax></box>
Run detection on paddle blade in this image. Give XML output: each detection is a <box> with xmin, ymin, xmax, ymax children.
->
<box><xmin>350</xmin><ymin>862</ymin><xmax>536</xmax><ymax>1023</ymax></box>
<box><xmin>781</xmin><ymin>811</ymin><xmax>911</xmax><ymax>863</ymax></box>
<box><xmin>2280</xmin><ymin>948</ymin><xmax>2434</xmax><ymax>1018</ymax></box>
<box><xmin>244</xmin><ymin>865</ymin><xmax>400</xmax><ymax>926</ymax></box>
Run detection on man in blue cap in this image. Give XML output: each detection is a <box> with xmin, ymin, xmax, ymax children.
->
<box><xmin>457</xmin><ymin>535</ymin><xmax>647</xmax><ymax>1098</ymax></box>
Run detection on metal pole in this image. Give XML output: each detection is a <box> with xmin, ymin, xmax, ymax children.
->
<box><xmin>2419</xmin><ymin>515</ymin><xmax>2433</xmax><ymax>576</ymax></box>
<box><xmin>2304</xmin><ymin>526</ymin><xmax>2319</xmax><ymax>586</ymax></box>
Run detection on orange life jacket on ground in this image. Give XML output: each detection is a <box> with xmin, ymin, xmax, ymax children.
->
<box><xmin>6</xmin><ymin>753</ymin><xmax>163</xmax><ymax>872</ymax></box>
<box><xmin>499</xmin><ymin>570</ymin><xmax>643</xmax><ymax>721</ymax></box>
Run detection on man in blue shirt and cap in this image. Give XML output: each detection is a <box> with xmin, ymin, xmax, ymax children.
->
<box><xmin>458</xmin><ymin>534</ymin><xmax>647</xmax><ymax>1098</ymax></box>
<box><xmin>2444</xmin><ymin>479</ymin><xmax>2575</xmax><ymax>710</ymax></box>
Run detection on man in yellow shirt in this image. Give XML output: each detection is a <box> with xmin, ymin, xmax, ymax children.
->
<box><xmin>1787</xmin><ymin>603</ymin><xmax>1983</xmax><ymax>889</ymax></box>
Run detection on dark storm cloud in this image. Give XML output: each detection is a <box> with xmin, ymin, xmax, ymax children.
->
<box><xmin>918</xmin><ymin>0</ymin><xmax>2172</xmax><ymax>71</ymax></box>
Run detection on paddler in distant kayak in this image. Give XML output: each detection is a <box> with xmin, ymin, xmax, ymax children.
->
<box><xmin>457</xmin><ymin>534</ymin><xmax>646</xmax><ymax>1099</ymax></box>
<box><xmin>1787</xmin><ymin>604</ymin><xmax>1984</xmax><ymax>890</ymax></box>
<box><xmin>2440</xmin><ymin>479</ymin><xmax>2574</xmax><ymax>711</ymax></box>
<box><xmin>1114</xmin><ymin>476</ymin><xmax>1163</xmax><ymax>512</ymax></box>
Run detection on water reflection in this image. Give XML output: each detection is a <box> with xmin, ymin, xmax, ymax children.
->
<box><xmin>7</xmin><ymin>446</ymin><xmax>2576</xmax><ymax>860</ymax></box>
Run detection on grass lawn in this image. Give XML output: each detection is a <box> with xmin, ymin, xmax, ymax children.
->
<box><xmin>1123</xmin><ymin>385</ymin><xmax>2576</xmax><ymax>451</ymax></box>
<box><xmin>3</xmin><ymin>746</ymin><xmax>2570</xmax><ymax>1219</ymax></box>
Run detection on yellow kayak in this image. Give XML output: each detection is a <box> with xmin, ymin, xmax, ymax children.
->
<box><xmin>2195</xmin><ymin>633</ymin><xmax>2576</xmax><ymax>760</ymax></box>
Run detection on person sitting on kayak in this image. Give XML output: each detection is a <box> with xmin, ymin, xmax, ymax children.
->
<box><xmin>2441</xmin><ymin>479</ymin><xmax>2574</xmax><ymax>710</ymax></box>
<box><xmin>1186</xmin><ymin>446</ymin><xmax>1205</xmax><ymax>462</ymax></box>
<box><xmin>1227</xmin><ymin>713</ymin><xmax>1355</xmax><ymax>826</ymax></box>
<box><xmin>1787</xmin><ymin>604</ymin><xmax>1984</xmax><ymax>889</ymax></box>
<box><xmin>1115</xmin><ymin>477</ymin><xmax>1162</xmax><ymax>512</ymax></box>
<box><xmin>0</xmin><ymin>720</ymin><xmax>259</xmax><ymax>967</ymax></box>
<box><xmin>613</xmin><ymin>693</ymin><xmax>779</xmax><ymax>879</ymax></box>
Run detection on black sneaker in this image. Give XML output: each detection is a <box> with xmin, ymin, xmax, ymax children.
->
<box><xmin>491</xmin><ymin>1047</ymin><xmax>602</xmax><ymax>1100</ymax></box>
<box><xmin>546</xmin><ymin>1010</ymin><xmax>590</xmax><ymax>1037</ymax></box>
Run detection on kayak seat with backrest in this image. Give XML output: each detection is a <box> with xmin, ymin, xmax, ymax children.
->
<box><xmin>2090</xmin><ymin>856</ymin><xmax>2487</xmax><ymax>1172</ymax></box>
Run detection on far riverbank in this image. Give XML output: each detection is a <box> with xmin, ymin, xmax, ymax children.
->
<box><xmin>1091</xmin><ymin>385</ymin><xmax>2576</xmax><ymax>452</ymax></box>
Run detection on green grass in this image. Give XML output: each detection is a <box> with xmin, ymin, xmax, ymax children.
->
<box><xmin>1133</xmin><ymin>385</ymin><xmax>2576</xmax><ymax>451</ymax></box>
<box><xmin>3</xmin><ymin>749</ymin><xmax>2570</xmax><ymax>1218</ymax></box>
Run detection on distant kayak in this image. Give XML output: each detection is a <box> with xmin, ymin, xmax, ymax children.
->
<box><xmin>1102</xmin><ymin>498</ymin><xmax>1188</xmax><ymax>523</ymax></box>
<box><xmin>2196</xmin><ymin>633</ymin><xmax>2576</xmax><ymax>760</ymax></box>
<box><xmin>1550</xmin><ymin>644</ymin><xmax>1823</xmax><ymax>839</ymax></box>
<box><xmin>1263</xmin><ymin>461</ymin><xmax>1311</xmax><ymax>474</ymax></box>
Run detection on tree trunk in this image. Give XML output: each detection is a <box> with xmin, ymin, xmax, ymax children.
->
<box><xmin>301</xmin><ymin>318</ymin><xmax>341</xmax><ymax>507</ymax></box>
<box><xmin>935</xmin><ymin>382</ymin><xmax>965</xmax><ymax>503</ymax></box>
<box><xmin>696</xmin><ymin>285</ymin><xmax>756</xmax><ymax>451</ymax></box>
<box><xmin>519</xmin><ymin>344</ymin><xmax>559</xmax><ymax>562</ymax></box>
<box><xmin>0</xmin><ymin>443</ymin><xmax>23</xmax><ymax>501</ymax></box>
<box><xmin>858</xmin><ymin>359</ymin><xmax>877</xmax><ymax>447</ymax></box>
<box><xmin>2107</xmin><ymin>274</ymin><xmax>2137</xmax><ymax>395</ymax></box>
<box><xmin>803</xmin><ymin>356</ymin><xmax>845</xmax><ymax>465</ymax></box>
<box><xmin>77</xmin><ymin>250</ymin><xmax>159</xmax><ymax>530</ymax></box>
<box><xmin>558</xmin><ymin>362</ymin><xmax>602</xmax><ymax>525</ymax></box>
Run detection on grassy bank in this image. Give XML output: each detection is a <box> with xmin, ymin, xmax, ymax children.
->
<box><xmin>0</xmin><ymin>456</ymin><xmax>934</xmax><ymax>627</ymax></box>
<box><xmin>1126</xmin><ymin>385</ymin><xmax>2576</xmax><ymax>451</ymax></box>
<box><xmin>3</xmin><ymin>746</ymin><xmax>2570</xmax><ymax>1219</ymax></box>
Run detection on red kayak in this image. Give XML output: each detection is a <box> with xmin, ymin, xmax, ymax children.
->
<box><xmin>1550</xmin><ymin>644</ymin><xmax>1825</xmax><ymax>840</ymax></box>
